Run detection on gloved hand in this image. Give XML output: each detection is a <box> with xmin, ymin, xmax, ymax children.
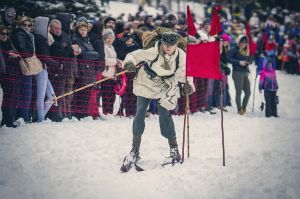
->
<box><xmin>123</xmin><ymin>61</ymin><xmax>136</xmax><ymax>72</ymax></box>
<box><xmin>180</xmin><ymin>83</ymin><xmax>194</xmax><ymax>96</ymax></box>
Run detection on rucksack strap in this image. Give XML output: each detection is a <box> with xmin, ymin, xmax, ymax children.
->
<box><xmin>144</xmin><ymin>51</ymin><xmax>180</xmax><ymax>80</ymax></box>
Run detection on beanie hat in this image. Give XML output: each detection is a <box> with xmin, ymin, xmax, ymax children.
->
<box><xmin>222</xmin><ymin>33</ymin><xmax>231</xmax><ymax>43</ymax></box>
<box><xmin>104</xmin><ymin>17</ymin><xmax>116</xmax><ymax>26</ymax></box>
<box><xmin>5</xmin><ymin>7</ymin><xmax>16</xmax><ymax>17</ymax></box>
<box><xmin>77</xmin><ymin>16</ymin><xmax>88</xmax><ymax>24</ymax></box>
<box><xmin>102</xmin><ymin>28</ymin><xmax>115</xmax><ymax>39</ymax></box>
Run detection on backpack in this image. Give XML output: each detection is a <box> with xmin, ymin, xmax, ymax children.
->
<box><xmin>141</xmin><ymin>27</ymin><xmax>187</xmax><ymax>52</ymax></box>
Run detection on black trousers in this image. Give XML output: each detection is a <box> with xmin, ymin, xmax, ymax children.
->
<box><xmin>264</xmin><ymin>90</ymin><xmax>278</xmax><ymax>117</ymax></box>
<box><xmin>101</xmin><ymin>79</ymin><xmax>116</xmax><ymax>115</ymax></box>
<box><xmin>1</xmin><ymin>77</ymin><xmax>19</xmax><ymax>127</ymax></box>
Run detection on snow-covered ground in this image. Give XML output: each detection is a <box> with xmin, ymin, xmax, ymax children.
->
<box><xmin>1</xmin><ymin>1</ymin><xmax>300</xmax><ymax>199</ymax></box>
<box><xmin>1</xmin><ymin>64</ymin><xmax>300</xmax><ymax>199</ymax></box>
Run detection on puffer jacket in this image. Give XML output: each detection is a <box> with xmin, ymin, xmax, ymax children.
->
<box><xmin>12</xmin><ymin>27</ymin><xmax>34</xmax><ymax>58</ymax></box>
<box><xmin>73</xmin><ymin>33</ymin><xmax>100</xmax><ymax>84</ymax></box>
<box><xmin>259</xmin><ymin>65</ymin><xmax>278</xmax><ymax>91</ymax></box>
<box><xmin>50</xmin><ymin>32</ymin><xmax>76</xmax><ymax>78</ymax></box>
<box><xmin>227</xmin><ymin>46</ymin><xmax>250</xmax><ymax>72</ymax></box>
<box><xmin>73</xmin><ymin>33</ymin><xmax>100</xmax><ymax>61</ymax></box>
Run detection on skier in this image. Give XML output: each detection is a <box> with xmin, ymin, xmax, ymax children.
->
<box><xmin>121</xmin><ymin>31</ymin><xmax>195</xmax><ymax>172</ymax></box>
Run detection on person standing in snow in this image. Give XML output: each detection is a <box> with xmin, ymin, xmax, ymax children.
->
<box><xmin>227</xmin><ymin>35</ymin><xmax>251</xmax><ymax>115</ymax></box>
<box><xmin>259</xmin><ymin>59</ymin><xmax>279</xmax><ymax>117</ymax></box>
<box><xmin>121</xmin><ymin>31</ymin><xmax>195</xmax><ymax>169</ymax></box>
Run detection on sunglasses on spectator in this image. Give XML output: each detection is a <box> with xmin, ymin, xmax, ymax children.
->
<box><xmin>0</xmin><ymin>32</ymin><xmax>9</xmax><ymax>36</ymax></box>
<box><xmin>241</xmin><ymin>41</ymin><xmax>248</xmax><ymax>44</ymax></box>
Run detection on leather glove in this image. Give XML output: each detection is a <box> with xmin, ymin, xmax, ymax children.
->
<box><xmin>180</xmin><ymin>83</ymin><xmax>194</xmax><ymax>96</ymax></box>
<box><xmin>123</xmin><ymin>61</ymin><xmax>136</xmax><ymax>72</ymax></box>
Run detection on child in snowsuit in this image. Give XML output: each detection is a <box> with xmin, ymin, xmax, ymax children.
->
<box><xmin>259</xmin><ymin>60</ymin><xmax>279</xmax><ymax>117</ymax></box>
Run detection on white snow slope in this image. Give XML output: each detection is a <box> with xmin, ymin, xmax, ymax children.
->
<box><xmin>1</xmin><ymin>64</ymin><xmax>300</xmax><ymax>199</ymax></box>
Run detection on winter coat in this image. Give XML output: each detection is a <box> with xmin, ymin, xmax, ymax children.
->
<box><xmin>227</xmin><ymin>46</ymin><xmax>250</xmax><ymax>73</ymax></box>
<box><xmin>0</xmin><ymin>41</ymin><xmax>20</xmax><ymax>77</ymax></box>
<box><xmin>73</xmin><ymin>33</ymin><xmax>100</xmax><ymax>61</ymax></box>
<box><xmin>123</xmin><ymin>41</ymin><xmax>194</xmax><ymax>103</ymax></box>
<box><xmin>102</xmin><ymin>43</ymin><xmax>118</xmax><ymax>77</ymax></box>
<box><xmin>117</xmin><ymin>42</ymin><xmax>140</xmax><ymax>61</ymax></box>
<box><xmin>34</xmin><ymin>17</ymin><xmax>60</xmax><ymax>74</ymax></box>
<box><xmin>88</xmin><ymin>25</ymin><xmax>105</xmax><ymax>71</ymax></box>
<box><xmin>259</xmin><ymin>65</ymin><xmax>278</xmax><ymax>91</ymax></box>
<box><xmin>73</xmin><ymin>33</ymin><xmax>100</xmax><ymax>84</ymax></box>
<box><xmin>12</xmin><ymin>27</ymin><xmax>34</xmax><ymax>58</ymax></box>
<box><xmin>0</xmin><ymin>45</ymin><xmax>6</xmax><ymax>74</ymax></box>
<box><xmin>50</xmin><ymin>32</ymin><xmax>76</xmax><ymax>78</ymax></box>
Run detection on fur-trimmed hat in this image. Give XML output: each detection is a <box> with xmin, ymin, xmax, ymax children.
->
<box><xmin>161</xmin><ymin>31</ymin><xmax>179</xmax><ymax>46</ymax></box>
<box><xmin>237</xmin><ymin>34</ymin><xmax>248</xmax><ymax>44</ymax></box>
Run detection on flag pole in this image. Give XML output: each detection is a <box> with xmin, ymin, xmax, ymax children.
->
<box><xmin>186</xmin><ymin>2</ymin><xmax>191</xmax><ymax>159</ymax></box>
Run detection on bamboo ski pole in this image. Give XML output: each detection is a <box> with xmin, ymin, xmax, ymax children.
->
<box><xmin>51</xmin><ymin>70</ymin><xmax>128</xmax><ymax>103</ymax></box>
<box><xmin>181</xmin><ymin>79</ymin><xmax>191</xmax><ymax>163</ymax></box>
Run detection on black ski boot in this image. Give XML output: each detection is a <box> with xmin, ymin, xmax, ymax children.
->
<box><xmin>162</xmin><ymin>147</ymin><xmax>181</xmax><ymax>166</ymax></box>
<box><xmin>120</xmin><ymin>147</ymin><xmax>143</xmax><ymax>172</ymax></box>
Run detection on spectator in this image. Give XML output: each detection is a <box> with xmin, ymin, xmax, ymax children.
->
<box><xmin>33</xmin><ymin>16</ymin><xmax>56</xmax><ymax>122</ymax></box>
<box><xmin>0</xmin><ymin>25</ymin><xmax>20</xmax><ymax>127</ymax></box>
<box><xmin>49</xmin><ymin>19</ymin><xmax>76</xmax><ymax>121</ymax></box>
<box><xmin>117</xmin><ymin>32</ymin><xmax>139</xmax><ymax>117</ymax></box>
<box><xmin>12</xmin><ymin>16</ymin><xmax>35</xmax><ymax>123</ymax></box>
<box><xmin>144</xmin><ymin>15</ymin><xmax>154</xmax><ymax>31</ymax></box>
<box><xmin>1</xmin><ymin>7</ymin><xmax>17</xmax><ymax>32</ymax></box>
<box><xmin>57</xmin><ymin>13</ymin><xmax>78</xmax><ymax>119</ymax></box>
<box><xmin>259</xmin><ymin>59</ymin><xmax>279</xmax><ymax>117</ymax></box>
<box><xmin>88</xmin><ymin>20</ymin><xmax>106</xmax><ymax>117</ymax></box>
<box><xmin>72</xmin><ymin>20</ymin><xmax>100</xmax><ymax>119</ymax></box>
<box><xmin>101</xmin><ymin>28</ymin><xmax>122</xmax><ymax>115</ymax></box>
<box><xmin>227</xmin><ymin>35</ymin><xmax>251</xmax><ymax>115</ymax></box>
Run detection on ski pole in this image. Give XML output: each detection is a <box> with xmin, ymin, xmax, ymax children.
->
<box><xmin>252</xmin><ymin>74</ymin><xmax>257</xmax><ymax>112</ymax></box>
<box><xmin>49</xmin><ymin>70</ymin><xmax>128</xmax><ymax>103</ymax></box>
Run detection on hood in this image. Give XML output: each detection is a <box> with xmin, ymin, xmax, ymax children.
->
<box><xmin>236</xmin><ymin>34</ymin><xmax>248</xmax><ymax>44</ymax></box>
<box><xmin>34</xmin><ymin>16</ymin><xmax>49</xmax><ymax>39</ymax></box>
<box><xmin>90</xmin><ymin>20</ymin><xmax>103</xmax><ymax>37</ymax></box>
<box><xmin>56</xmin><ymin>13</ymin><xmax>73</xmax><ymax>35</ymax></box>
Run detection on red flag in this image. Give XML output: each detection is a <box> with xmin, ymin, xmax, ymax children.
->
<box><xmin>245</xmin><ymin>23</ymin><xmax>257</xmax><ymax>56</ymax></box>
<box><xmin>187</xmin><ymin>5</ymin><xmax>196</xmax><ymax>36</ymax></box>
<box><xmin>186</xmin><ymin>42</ymin><xmax>222</xmax><ymax>79</ymax></box>
<box><xmin>209</xmin><ymin>5</ymin><xmax>222</xmax><ymax>36</ymax></box>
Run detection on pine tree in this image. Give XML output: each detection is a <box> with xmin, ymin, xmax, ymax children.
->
<box><xmin>0</xmin><ymin>0</ymin><xmax>101</xmax><ymax>19</ymax></box>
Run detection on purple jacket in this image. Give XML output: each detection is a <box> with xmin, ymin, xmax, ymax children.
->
<box><xmin>259</xmin><ymin>66</ymin><xmax>278</xmax><ymax>91</ymax></box>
